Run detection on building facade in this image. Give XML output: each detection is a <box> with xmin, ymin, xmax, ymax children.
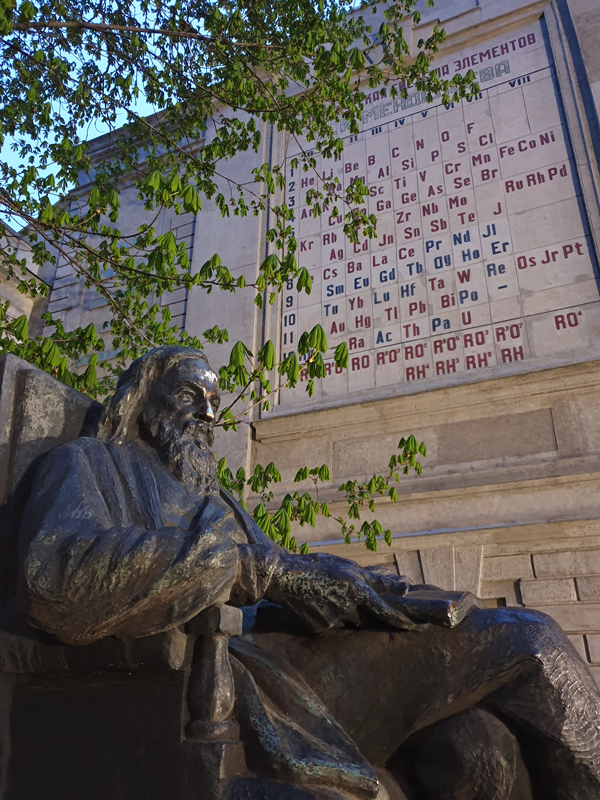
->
<box><xmin>0</xmin><ymin>225</ymin><xmax>51</xmax><ymax>334</ymax></box>
<box><xmin>40</xmin><ymin>0</ymin><xmax>600</xmax><ymax>676</ymax></box>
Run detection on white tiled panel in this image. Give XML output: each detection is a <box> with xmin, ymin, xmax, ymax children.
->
<box><xmin>280</xmin><ymin>19</ymin><xmax>600</xmax><ymax>407</ymax></box>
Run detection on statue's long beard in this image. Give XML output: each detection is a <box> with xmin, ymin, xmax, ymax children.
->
<box><xmin>140</xmin><ymin>411</ymin><xmax>218</xmax><ymax>496</ymax></box>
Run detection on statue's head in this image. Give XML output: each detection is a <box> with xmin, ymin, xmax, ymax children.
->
<box><xmin>98</xmin><ymin>346</ymin><xmax>221</xmax><ymax>494</ymax></box>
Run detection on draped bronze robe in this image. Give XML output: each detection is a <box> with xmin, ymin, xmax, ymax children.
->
<box><xmin>18</xmin><ymin>437</ymin><xmax>380</xmax><ymax>799</ymax></box>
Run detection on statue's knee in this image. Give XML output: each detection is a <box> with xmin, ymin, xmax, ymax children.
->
<box><xmin>389</xmin><ymin>708</ymin><xmax>533</xmax><ymax>800</ymax></box>
<box><xmin>508</xmin><ymin>608</ymin><xmax>568</xmax><ymax>657</ymax></box>
<box><xmin>478</xmin><ymin>607</ymin><xmax>566</xmax><ymax>664</ymax></box>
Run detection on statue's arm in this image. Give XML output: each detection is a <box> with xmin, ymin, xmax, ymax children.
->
<box><xmin>19</xmin><ymin>439</ymin><xmax>244</xmax><ymax>644</ymax></box>
<box><xmin>231</xmin><ymin>543</ymin><xmax>481</xmax><ymax>632</ymax></box>
<box><xmin>229</xmin><ymin>543</ymin><xmax>428</xmax><ymax>632</ymax></box>
<box><xmin>20</xmin><ymin>444</ymin><xmax>470</xmax><ymax>644</ymax></box>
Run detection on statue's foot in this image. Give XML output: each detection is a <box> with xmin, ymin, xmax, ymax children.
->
<box><xmin>387</xmin><ymin>708</ymin><xmax>533</xmax><ymax>800</ymax></box>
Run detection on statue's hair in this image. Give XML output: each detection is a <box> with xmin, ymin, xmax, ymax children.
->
<box><xmin>97</xmin><ymin>346</ymin><xmax>210</xmax><ymax>443</ymax></box>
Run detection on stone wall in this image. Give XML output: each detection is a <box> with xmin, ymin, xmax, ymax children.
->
<box><xmin>237</xmin><ymin>0</ymin><xmax>600</xmax><ymax>667</ymax></box>
<box><xmin>252</xmin><ymin>357</ymin><xmax>600</xmax><ymax>538</ymax></box>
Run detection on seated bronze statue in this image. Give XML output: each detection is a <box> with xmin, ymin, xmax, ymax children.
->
<box><xmin>16</xmin><ymin>346</ymin><xmax>600</xmax><ymax>800</ymax></box>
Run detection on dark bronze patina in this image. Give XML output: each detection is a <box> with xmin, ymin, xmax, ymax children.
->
<box><xmin>12</xmin><ymin>346</ymin><xmax>600</xmax><ymax>799</ymax></box>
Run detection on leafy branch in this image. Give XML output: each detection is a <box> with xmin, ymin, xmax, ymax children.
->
<box><xmin>215</xmin><ymin>321</ymin><xmax>349</xmax><ymax>428</ymax></box>
<box><xmin>0</xmin><ymin>0</ymin><xmax>470</xmax><ymax>549</ymax></box>
<box><xmin>218</xmin><ymin>435</ymin><xmax>427</xmax><ymax>553</ymax></box>
<box><xmin>0</xmin><ymin>0</ymin><xmax>480</xmax><ymax>397</ymax></box>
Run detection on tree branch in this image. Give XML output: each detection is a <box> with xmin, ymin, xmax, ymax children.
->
<box><xmin>12</xmin><ymin>19</ymin><xmax>284</xmax><ymax>49</ymax></box>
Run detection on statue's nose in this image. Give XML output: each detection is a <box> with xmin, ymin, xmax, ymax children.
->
<box><xmin>203</xmin><ymin>399</ymin><xmax>215</xmax><ymax>421</ymax></box>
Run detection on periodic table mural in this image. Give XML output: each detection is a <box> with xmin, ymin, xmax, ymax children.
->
<box><xmin>279</xmin><ymin>19</ymin><xmax>600</xmax><ymax>407</ymax></box>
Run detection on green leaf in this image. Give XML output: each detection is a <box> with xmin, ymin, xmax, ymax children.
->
<box><xmin>296</xmin><ymin>267</ymin><xmax>312</xmax><ymax>295</ymax></box>
<box><xmin>349</xmin><ymin>47</ymin><xmax>365</xmax><ymax>72</ymax></box>
<box><xmin>265</xmin><ymin>461</ymin><xmax>281</xmax><ymax>482</ymax></box>
<box><xmin>258</xmin><ymin>340</ymin><xmax>275</xmax><ymax>370</ymax></box>
<box><xmin>81</xmin><ymin>357</ymin><xmax>98</xmax><ymax>392</ymax></box>
<box><xmin>10</xmin><ymin>314</ymin><xmax>28</xmax><ymax>340</ymax></box>
<box><xmin>144</xmin><ymin>171</ymin><xmax>162</xmax><ymax>191</ymax></box>
<box><xmin>18</xmin><ymin>1</ymin><xmax>36</xmax><ymax>23</ymax></box>
<box><xmin>320</xmin><ymin>326</ymin><xmax>328</xmax><ymax>352</ymax></box>
<box><xmin>318</xmin><ymin>464</ymin><xmax>330</xmax><ymax>482</ymax></box>
<box><xmin>308</xmin><ymin>324</ymin><xmax>327</xmax><ymax>351</ymax></box>
<box><xmin>182</xmin><ymin>184</ymin><xmax>202</xmax><ymax>214</ymax></box>
<box><xmin>261</xmin><ymin>253</ymin><xmax>280</xmax><ymax>278</ymax></box>
<box><xmin>229</xmin><ymin>341</ymin><xmax>246</xmax><ymax>367</ymax></box>
<box><xmin>334</xmin><ymin>341</ymin><xmax>349</xmax><ymax>369</ymax></box>
<box><xmin>294</xmin><ymin>467</ymin><xmax>309</xmax><ymax>482</ymax></box>
<box><xmin>280</xmin><ymin>353</ymin><xmax>300</xmax><ymax>385</ymax></box>
<box><xmin>84</xmin><ymin>322</ymin><xmax>97</xmax><ymax>345</ymax></box>
<box><xmin>39</xmin><ymin>199</ymin><xmax>53</xmax><ymax>224</ymax></box>
<box><xmin>277</xmin><ymin>508</ymin><xmax>291</xmax><ymax>535</ymax></box>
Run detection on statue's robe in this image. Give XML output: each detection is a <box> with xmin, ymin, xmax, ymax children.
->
<box><xmin>18</xmin><ymin>437</ymin><xmax>381</xmax><ymax>798</ymax></box>
<box><xmin>19</xmin><ymin>436</ymin><xmax>268</xmax><ymax>644</ymax></box>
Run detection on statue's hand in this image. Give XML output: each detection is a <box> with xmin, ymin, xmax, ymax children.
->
<box><xmin>267</xmin><ymin>553</ymin><xmax>426</xmax><ymax>633</ymax></box>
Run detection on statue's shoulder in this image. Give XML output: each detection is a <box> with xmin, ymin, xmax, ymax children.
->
<box><xmin>53</xmin><ymin>435</ymin><xmax>106</xmax><ymax>455</ymax></box>
<box><xmin>40</xmin><ymin>436</ymin><xmax>112</xmax><ymax>470</ymax></box>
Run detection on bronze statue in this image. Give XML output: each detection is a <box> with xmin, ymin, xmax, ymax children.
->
<box><xmin>17</xmin><ymin>346</ymin><xmax>600</xmax><ymax>799</ymax></box>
